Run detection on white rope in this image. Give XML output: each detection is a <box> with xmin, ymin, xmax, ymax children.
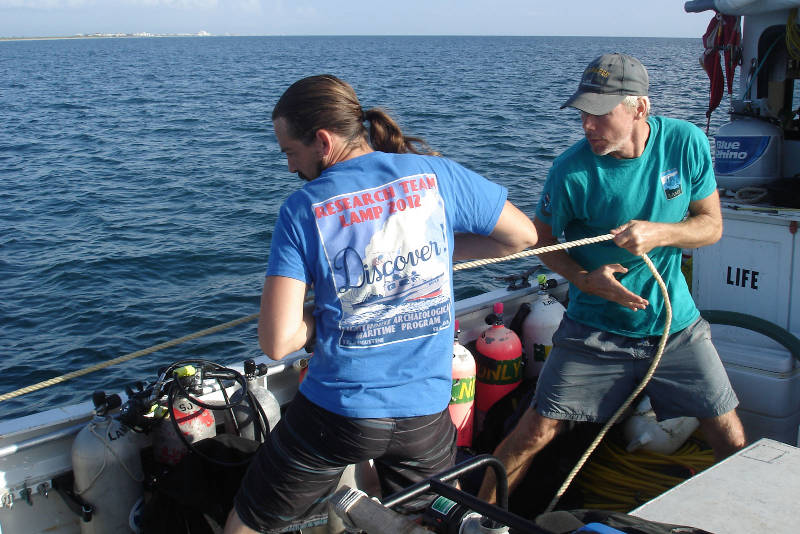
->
<box><xmin>544</xmin><ymin>252</ymin><xmax>672</xmax><ymax>513</ymax></box>
<box><xmin>454</xmin><ymin>234</ymin><xmax>615</xmax><ymax>271</ymax></box>
<box><xmin>0</xmin><ymin>313</ymin><xmax>258</xmax><ymax>403</ymax></box>
<box><xmin>0</xmin><ymin>233</ymin><xmax>617</xmax><ymax>403</ymax></box>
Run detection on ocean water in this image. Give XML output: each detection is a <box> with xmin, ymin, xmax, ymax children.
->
<box><xmin>0</xmin><ymin>36</ymin><xmax>729</xmax><ymax>420</ymax></box>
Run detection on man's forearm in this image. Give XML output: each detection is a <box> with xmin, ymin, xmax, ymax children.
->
<box><xmin>663</xmin><ymin>211</ymin><xmax>722</xmax><ymax>249</ymax></box>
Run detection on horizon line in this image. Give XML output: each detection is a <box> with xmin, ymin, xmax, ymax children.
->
<box><xmin>0</xmin><ymin>33</ymin><xmax>701</xmax><ymax>41</ymax></box>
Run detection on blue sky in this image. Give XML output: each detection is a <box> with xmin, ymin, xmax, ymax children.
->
<box><xmin>1</xmin><ymin>1</ymin><xmax>713</xmax><ymax>38</ymax></box>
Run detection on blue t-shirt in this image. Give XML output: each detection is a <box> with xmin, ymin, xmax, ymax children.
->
<box><xmin>536</xmin><ymin>116</ymin><xmax>716</xmax><ymax>337</ymax></box>
<box><xmin>267</xmin><ymin>151</ymin><xmax>507</xmax><ymax>417</ymax></box>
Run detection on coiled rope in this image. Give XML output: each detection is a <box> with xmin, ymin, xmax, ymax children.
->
<box><xmin>576</xmin><ymin>432</ymin><xmax>713</xmax><ymax>512</ymax></box>
<box><xmin>787</xmin><ymin>8</ymin><xmax>800</xmax><ymax>61</ymax></box>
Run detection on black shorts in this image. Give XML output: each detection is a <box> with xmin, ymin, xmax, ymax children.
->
<box><xmin>234</xmin><ymin>393</ymin><xmax>457</xmax><ymax>533</ymax></box>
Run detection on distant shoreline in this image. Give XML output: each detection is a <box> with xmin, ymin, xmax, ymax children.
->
<box><xmin>0</xmin><ymin>34</ymin><xmax>699</xmax><ymax>42</ymax></box>
<box><xmin>0</xmin><ymin>33</ymin><xmax>211</xmax><ymax>42</ymax></box>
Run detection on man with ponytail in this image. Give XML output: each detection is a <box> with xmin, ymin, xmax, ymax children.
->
<box><xmin>225</xmin><ymin>75</ymin><xmax>538</xmax><ymax>534</ymax></box>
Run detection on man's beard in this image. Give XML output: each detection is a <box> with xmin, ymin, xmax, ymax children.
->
<box><xmin>298</xmin><ymin>160</ymin><xmax>325</xmax><ymax>182</ymax></box>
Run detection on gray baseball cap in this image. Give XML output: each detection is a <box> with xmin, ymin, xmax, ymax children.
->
<box><xmin>561</xmin><ymin>53</ymin><xmax>649</xmax><ymax>115</ymax></box>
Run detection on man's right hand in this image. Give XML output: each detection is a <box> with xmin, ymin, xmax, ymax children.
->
<box><xmin>576</xmin><ymin>264</ymin><xmax>649</xmax><ymax>311</ymax></box>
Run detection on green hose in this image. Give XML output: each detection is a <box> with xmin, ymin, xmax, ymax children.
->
<box><xmin>700</xmin><ymin>309</ymin><xmax>800</xmax><ymax>361</ymax></box>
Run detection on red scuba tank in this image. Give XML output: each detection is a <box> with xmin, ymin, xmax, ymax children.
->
<box><xmin>474</xmin><ymin>302</ymin><xmax>522</xmax><ymax>432</ymax></box>
<box><xmin>449</xmin><ymin>320</ymin><xmax>476</xmax><ymax>448</ymax></box>
<box><xmin>152</xmin><ymin>365</ymin><xmax>216</xmax><ymax>465</ymax></box>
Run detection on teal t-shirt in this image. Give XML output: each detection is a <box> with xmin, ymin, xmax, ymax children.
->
<box><xmin>535</xmin><ymin>116</ymin><xmax>716</xmax><ymax>337</ymax></box>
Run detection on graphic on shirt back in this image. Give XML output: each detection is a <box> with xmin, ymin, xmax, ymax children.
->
<box><xmin>313</xmin><ymin>174</ymin><xmax>451</xmax><ymax>348</ymax></box>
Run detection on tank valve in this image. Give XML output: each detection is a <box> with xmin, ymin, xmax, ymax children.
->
<box><xmin>81</xmin><ymin>503</ymin><xmax>94</xmax><ymax>522</ymax></box>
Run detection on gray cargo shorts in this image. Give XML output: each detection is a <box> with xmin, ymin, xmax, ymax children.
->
<box><xmin>533</xmin><ymin>315</ymin><xmax>739</xmax><ymax>422</ymax></box>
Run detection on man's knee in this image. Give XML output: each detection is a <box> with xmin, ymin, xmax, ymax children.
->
<box><xmin>508</xmin><ymin>408</ymin><xmax>562</xmax><ymax>450</ymax></box>
<box><xmin>224</xmin><ymin>508</ymin><xmax>258</xmax><ymax>534</ymax></box>
<box><xmin>699</xmin><ymin>409</ymin><xmax>746</xmax><ymax>460</ymax></box>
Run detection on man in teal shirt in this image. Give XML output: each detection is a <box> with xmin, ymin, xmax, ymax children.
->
<box><xmin>479</xmin><ymin>53</ymin><xmax>746</xmax><ymax>504</ymax></box>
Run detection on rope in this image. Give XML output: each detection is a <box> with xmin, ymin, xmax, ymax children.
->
<box><xmin>0</xmin><ymin>313</ymin><xmax>258</xmax><ymax>403</ymax></box>
<box><xmin>576</xmin><ymin>434</ymin><xmax>713</xmax><ymax>512</ymax></box>
<box><xmin>544</xmin><ymin>252</ymin><xmax>672</xmax><ymax>513</ymax></box>
<box><xmin>734</xmin><ymin>186</ymin><xmax>769</xmax><ymax>204</ymax></box>
<box><xmin>0</xmin><ymin>234</ymin><xmax>615</xmax><ymax>403</ymax></box>
<box><xmin>74</xmin><ymin>421</ymin><xmax>145</xmax><ymax>496</ymax></box>
<box><xmin>787</xmin><ymin>8</ymin><xmax>800</xmax><ymax>61</ymax></box>
<box><xmin>453</xmin><ymin>234</ymin><xmax>614</xmax><ymax>271</ymax></box>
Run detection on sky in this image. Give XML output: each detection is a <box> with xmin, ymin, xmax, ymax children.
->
<box><xmin>0</xmin><ymin>0</ymin><xmax>715</xmax><ymax>39</ymax></box>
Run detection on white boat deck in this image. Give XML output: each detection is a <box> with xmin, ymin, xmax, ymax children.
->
<box><xmin>631</xmin><ymin>438</ymin><xmax>800</xmax><ymax>533</ymax></box>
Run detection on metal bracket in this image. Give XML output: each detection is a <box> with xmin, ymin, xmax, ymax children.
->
<box><xmin>52</xmin><ymin>474</ymin><xmax>93</xmax><ymax>522</ymax></box>
<box><xmin>0</xmin><ymin>480</ymin><xmax>53</xmax><ymax>509</ymax></box>
<box><xmin>496</xmin><ymin>265</ymin><xmax>542</xmax><ymax>291</ymax></box>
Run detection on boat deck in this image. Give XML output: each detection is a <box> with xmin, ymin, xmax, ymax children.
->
<box><xmin>631</xmin><ymin>438</ymin><xmax>800</xmax><ymax>533</ymax></box>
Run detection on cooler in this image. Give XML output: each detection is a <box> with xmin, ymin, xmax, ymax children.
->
<box><xmin>712</xmin><ymin>338</ymin><xmax>800</xmax><ymax>445</ymax></box>
<box><xmin>692</xmin><ymin>206</ymin><xmax>800</xmax><ymax>445</ymax></box>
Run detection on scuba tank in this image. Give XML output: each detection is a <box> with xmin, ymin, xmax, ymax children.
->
<box><xmin>72</xmin><ymin>391</ymin><xmax>144</xmax><ymax>534</ymax></box>
<box><xmin>522</xmin><ymin>275</ymin><xmax>565</xmax><ymax>379</ymax></box>
<box><xmin>449</xmin><ymin>320</ymin><xmax>476</xmax><ymax>448</ymax></box>
<box><xmin>226</xmin><ymin>358</ymin><xmax>282</xmax><ymax>441</ymax></box>
<box><xmin>474</xmin><ymin>302</ymin><xmax>523</xmax><ymax>433</ymax></box>
<box><xmin>151</xmin><ymin>364</ymin><xmax>216</xmax><ymax>465</ymax></box>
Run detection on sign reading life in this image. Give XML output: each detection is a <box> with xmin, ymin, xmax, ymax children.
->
<box><xmin>726</xmin><ymin>266</ymin><xmax>759</xmax><ymax>289</ymax></box>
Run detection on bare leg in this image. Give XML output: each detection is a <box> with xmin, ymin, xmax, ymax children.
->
<box><xmin>698</xmin><ymin>409</ymin><xmax>747</xmax><ymax>462</ymax></box>
<box><xmin>477</xmin><ymin>407</ymin><xmax>562</xmax><ymax>504</ymax></box>
<box><xmin>223</xmin><ymin>508</ymin><xmax>259</xmax><ymax>534</ymax></box>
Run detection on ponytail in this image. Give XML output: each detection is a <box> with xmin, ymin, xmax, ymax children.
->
<box><xmin>363</xmin><ymin>108</ymin><xmax>440</xmax><ymax>156</ymax></box>
<box><xmin>273</xmin><ymin>75</ymin><xmax>439</xmax><ymax>156</ymax></box>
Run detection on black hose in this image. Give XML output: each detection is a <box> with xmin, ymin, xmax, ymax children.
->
<box><xmin>382</xmin><ymin>454</ymin><xmax>507</xmax><ymax>510</ymax></box>
<box><xmin>217</xmin><ymin>377</ymin><xmax>241</xmax><ymax>436</ymax></box>
<box><xmin>166</xmin><ymin>384</ymin><xmax>253</xmax><ymax>468</ymax></box>
<box><xmin>381</xmin><ymin>454</ymin><xmax>551</xmax><ymax>533</ymax></box>
<box><xmin>700</xmin><ymin>309</ymin><xmax>800</xmax><ymax>359</ymax></box>
<box><xmin>161</xmin><ymin>359</ymin><xmax>258</xmax><ymax>467</ymax></box>
<box><xmin>246</xmin><ymin>388</ymin><xmax>270</xmax><ymax>442</ymax></box>
<box><xmin>170</xmin><ymin>361</ymin><xmax>248</xmax><ymax>411</ymax></box>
